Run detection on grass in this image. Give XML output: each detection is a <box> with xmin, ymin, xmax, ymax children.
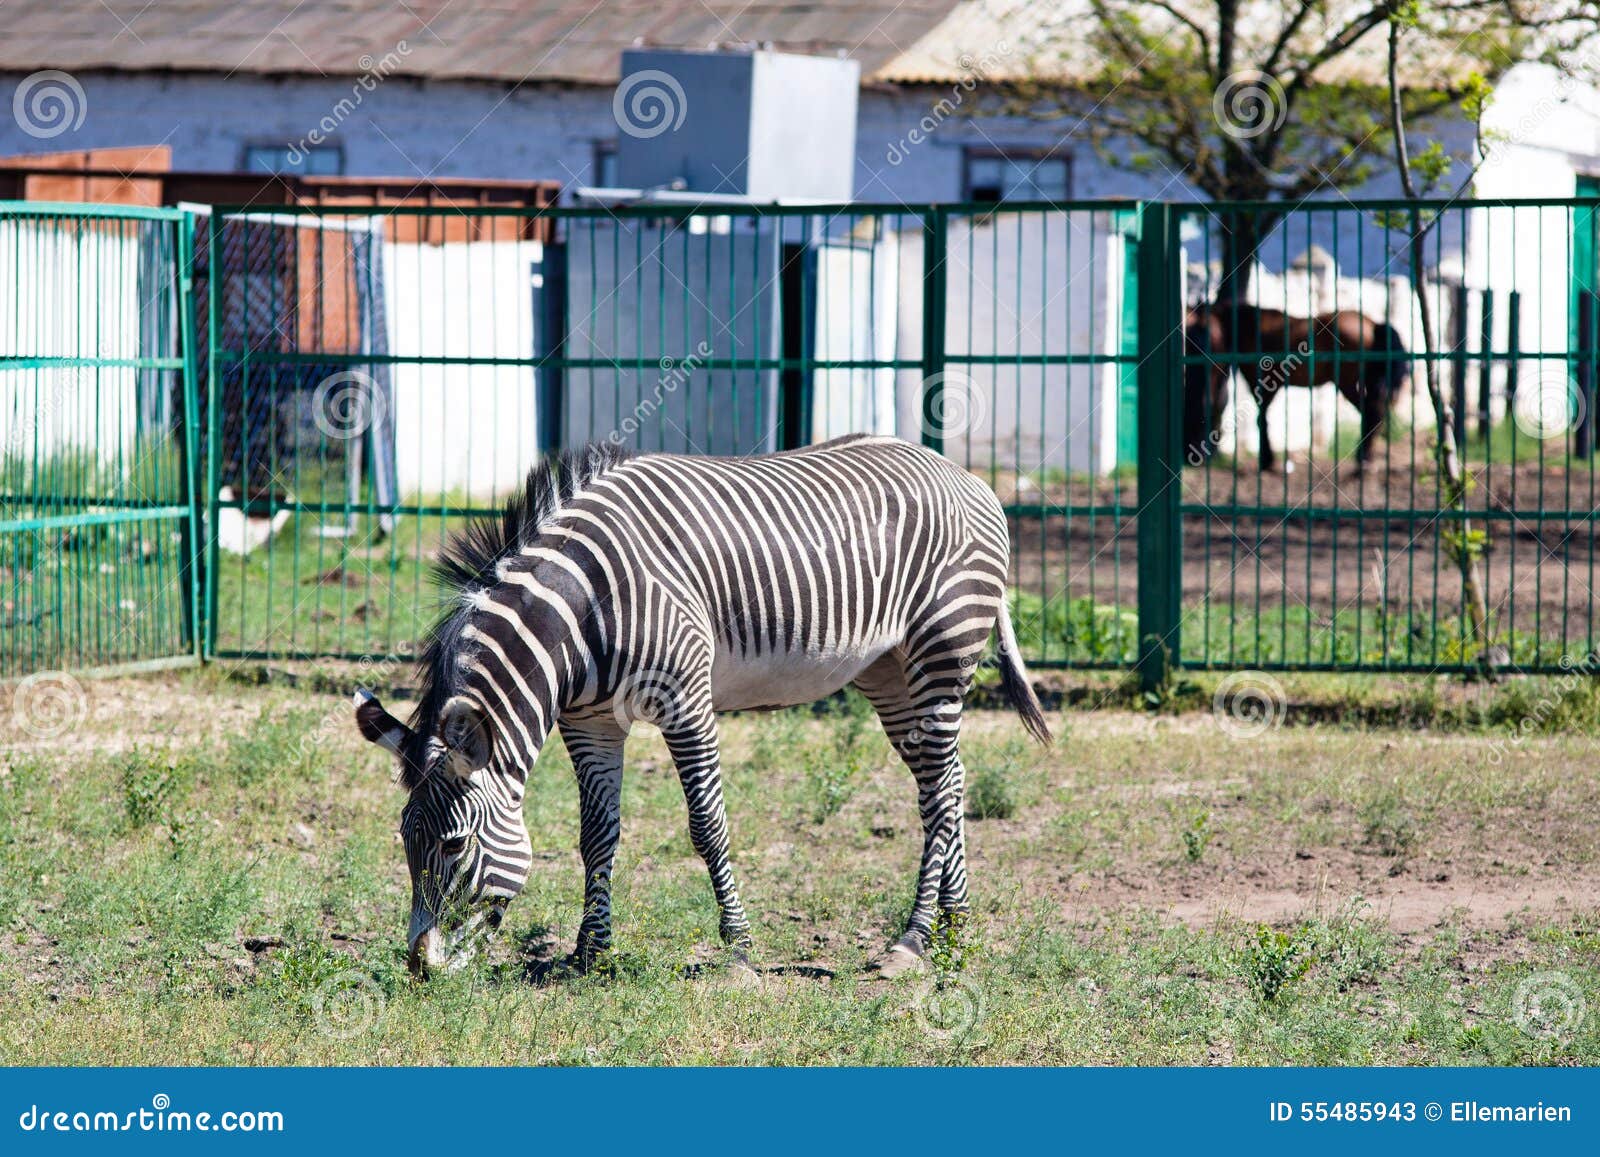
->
<box><xmin>1</xmin><ymin>670</ymin><xmax>1597</xmax><ymax>1066</ymax></box>
<box><xmin>209</xmin><ymin>470</ymin><xmax>475</xmax><ymax>660</ymax></box>
<box><xmin>1</xmin><ymin>442</ymin><xmax>192</xmax><ymax>676</ymax></box>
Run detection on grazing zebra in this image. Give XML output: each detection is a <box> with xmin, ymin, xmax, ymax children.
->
<box><xmin>355</xmin><ymin>435</ymin><xmax>1051</xmax><ymax>980</ymax></box>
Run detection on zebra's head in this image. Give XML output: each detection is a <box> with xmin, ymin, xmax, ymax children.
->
<box><xmin>354</xmin><ymin>690</ymin><xmax>531</xmax><ymax>977</ymax></box>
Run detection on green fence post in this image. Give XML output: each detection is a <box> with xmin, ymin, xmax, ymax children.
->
<box><xmin>204</xmin><ymin>211</ymin><xmax>222</xmax><ymax>659</ymax></box>
<box><xmin>921</xmin><ymin>208</ymin><xmax>948</xmax><ymax>453</ymax></box>
<box><xmin>1136</xmin><ymin>202</ymin><xmax>1182</xmax><ymax>690</ymax></box>
<box><xmin>176</xmin><ymin>210</ymin><xmax>205</xmax><ymax>660</ymax></box>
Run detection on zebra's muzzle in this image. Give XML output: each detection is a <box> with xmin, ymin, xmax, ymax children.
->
<box><xmin>407</xmin><ymin>900</ymin><xmax>509</xmax><ymax>978</ymax></box>
<box><xmin>408</xmin><ymin>926</ymin><xmax>445</xmax><ymax>978</ymax></box>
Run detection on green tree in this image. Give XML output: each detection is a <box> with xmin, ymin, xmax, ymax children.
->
<box><xmin>1007</xmin><ymin>0</ymin><xmax>1591</xmax><ymax>292</ymax></box>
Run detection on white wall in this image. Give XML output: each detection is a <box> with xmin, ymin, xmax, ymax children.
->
<box><xmin>0</xmin><ymin>216</ymin><xmax>144</xmax><ymax>465</ymax></box>
<box><xmin>1468</xmin><ymin>62</ymin><xmax>1599</xmax><ymax>421</ymax></box>
<box><xmin>811</xmin><ymin>229</ymin><xmax>902</xmax><ymax>440</ymax></box>
<box><xmin>384</xmin><ymin>237</ymin><xmax>541</xmax><ymax>500</ymax></box>
<box><xmin>932</xmin><ymin>209</ymin><xmax>1129</xmax><ymax>474</ymax></box>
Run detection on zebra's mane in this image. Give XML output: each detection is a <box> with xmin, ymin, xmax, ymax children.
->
<box><xmin>405</xmin><ymin>442</ymin><xmax>632</xmax><ymax>779</ymax></box>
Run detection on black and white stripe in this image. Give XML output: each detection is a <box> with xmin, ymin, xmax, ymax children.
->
<box><xmin>356</xmin><ymin>435</ymin><xmax>1050</xmax><ymax>977</ymax></box>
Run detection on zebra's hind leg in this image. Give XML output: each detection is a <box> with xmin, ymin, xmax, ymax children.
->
<box><xmin>660</xmin><ymin>703</ymin><xmax>759</xmax><ymax>985</ymax></box>
<box><xmin>561</xmin><ymin>715</ymin><xmax>628</xmax><ymax>973</ymax></box>
<box><xmin>855</xmin><ymin>651</ymin><xmax>973</xmax><ymax>979</ymax></box>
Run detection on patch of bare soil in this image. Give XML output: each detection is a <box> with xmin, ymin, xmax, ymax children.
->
<box><xmin>993</xmin><ymin>447</ymin><xmax>1599</xmax><ymax>634</ymax></box>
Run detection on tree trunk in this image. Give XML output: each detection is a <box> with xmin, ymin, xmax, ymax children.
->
<box><xmin>1388</xmin><ymin>19</ymin><xmax>1496</xmax><ymax>673</ymax></box>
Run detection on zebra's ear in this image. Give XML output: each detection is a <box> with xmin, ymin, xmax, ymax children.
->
<box><xmin>354</xmin><ymin>689</ymin><xmax>411</xmax><ymax>757</ymax></box>
<box><xmin>438</xmin><ymin>696</ymin><xmax>492</xmax><ymax>780</ymax></box>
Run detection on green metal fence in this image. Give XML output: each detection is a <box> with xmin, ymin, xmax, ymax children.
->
<box><xmin>1</xmin><ymin>203</ymin><xmax>201</xmax><ymax>679</ymax></box>
<box><xmin>1171</xmin><ymin>199</ymin><xmax>1599</xmax><ymax>676</ymax></box>
<box><xmin>192</xmin><ymin>200</ymin><xmax>1145</xmax><ymax>671</ymax></box>
<box><xmin>4</xmin><ymin>197</ymin><xmax>1597</xmax><ymax>683</ymax></box>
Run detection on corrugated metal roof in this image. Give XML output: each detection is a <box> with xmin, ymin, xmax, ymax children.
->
<box><xmin>0</xmin><ymin>0</ymin><xmax>962</xmax><ymax>84</ymax></box>
<box><xmin>0</xmin><ymin>0</ymin><xmax>1518</xmax><ymax>88</ymax></box>
<box><xmin>877</xmin><ymin>0</ymin><xmax>1513</xmax><ymax>87</ymax></box>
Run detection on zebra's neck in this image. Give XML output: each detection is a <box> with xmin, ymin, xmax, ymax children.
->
<box><xmin>453</xmin><ymin>552</ymin><xmax>601</xmax><ymax>782</ymax></box>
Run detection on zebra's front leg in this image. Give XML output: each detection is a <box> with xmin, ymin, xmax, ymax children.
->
<box><xmin>563</xmin><ymin>717</ymin><xmax>627</xmax><ymax>972</ymax></box>
<box><xmin>660</xmin><ymin>708</ymin><xmax>756</xmax><ymax>972</ymax></box>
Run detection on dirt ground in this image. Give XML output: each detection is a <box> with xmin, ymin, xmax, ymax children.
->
<box><xmin>996</xmin><ymin>445</ymin><xmax>1600</xmax><ymax>640</ymax></box>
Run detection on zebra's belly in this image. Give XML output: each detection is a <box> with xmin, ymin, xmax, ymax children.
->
<box><xmin>709</xmin><ymin>640</ymin><xmax>894</xmax><ymax>711</ymax></box>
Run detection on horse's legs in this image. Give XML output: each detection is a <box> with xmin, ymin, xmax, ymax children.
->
<box><xmin>1357</xmin><ymin>370</ymin><xmax>1385</xmax><ymax>469</ymax></box>
<box><xmin>1334</xmin><ymin>372</ymin><xmax>1380</xmax><ymax>473</ymax></box>
<box><xmin>1254</xmin><ymin>378</ymin><xmax>1278</xmax><ymax>472</ymax></box>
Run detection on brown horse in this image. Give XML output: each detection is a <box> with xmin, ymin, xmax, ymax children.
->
<box><xmin>1185</xmin><ymin>302</ymin><xmax>1410</xmax><ymax>472</ymax></box>
<box><xmin>1183</xmin><ymin>304</ymin><xmax>1229</xmax><ymax>464</ymax></box>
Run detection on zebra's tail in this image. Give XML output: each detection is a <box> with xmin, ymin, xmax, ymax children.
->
<box><xmin>995</xmin><ymin>598</ymin><xmax>1052</xmax><ymax>746</ymax></box>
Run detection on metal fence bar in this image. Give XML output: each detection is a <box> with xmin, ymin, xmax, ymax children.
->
<box><xmin>1135</xmin><ymin>202</ymin><xmax>1181</xmax><ymax>688</ymax></box>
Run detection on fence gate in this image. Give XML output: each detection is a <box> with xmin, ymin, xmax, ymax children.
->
<box><xmin>0</xmin><ymin>203</ymin><xmax>201</xmax><ymax>680</ymax></box>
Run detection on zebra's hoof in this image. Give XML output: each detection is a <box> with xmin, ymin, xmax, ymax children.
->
<box><xmin>872</xmin><ymin>943</ymin><xmax>926</xmax><ymax>980</ymax></box>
